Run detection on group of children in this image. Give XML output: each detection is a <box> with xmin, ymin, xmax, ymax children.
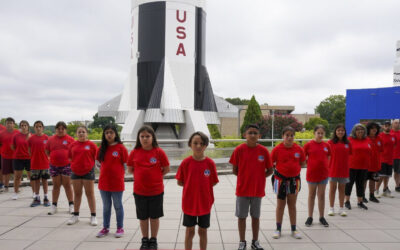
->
<box><xmin>0</xmin><ymin>117</ymin><xmax>399</xmax><ymax>250</ymax></box>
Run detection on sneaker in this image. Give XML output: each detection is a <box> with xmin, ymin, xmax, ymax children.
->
<box><xmin>305</xmin><ymin>217</ymin><xmax>313</xmax><ymax>227</ymax></box>
<box><xmin>320</xmin><ymin>217</ymin><xmax>329</xmax><ymax>227</ymax></box>
<box><xmin>30</xmin><ymin>198</ymin><xmax>41</xmax><ymax>207</ymax></box>
<box><xmin>328</xmin><ymin>207</ymin><xmax>335</xmax><ymax>216</ymax></box>
<box><xmin>67</xmin><ymin>215</ymin><xmax>79</xmax><ymax>225</ymax></box>
<box><xmin>291</xmin><ymin>230</ymin><xmax>302</xmax><ymax>239</ymax></box>
<box><xmin>48</xmin><ymin>204</ymin><xmax>57</xmax><ymax>215</ymax></box>
<box><xmin>369</xmin><ymin>195</ymin><xmax>380</xmax><ymax>203</ymax></box>
<box><xmin>383</xmin><ymin>188</ymin><xmax>394</xmax><ymax>198</ymax></box>
<box><xmin>395</xmin><ymin>186</ymin><xmax>400</xmax><ymax>192</ymax></box>
<box><xmin>0</xmin><ymin>186</ymin><xmax>4</xmax><ymax>193</ymax></box>
<box><xmin>69</xmin><ymin>204</ymin><xmax>74</xmax><ymax>214</ymax></box>
<box><xmin>4</xmin><ymin>187</ymin><xmax>9</xmax><ymax>192</ymax></box>
<box><xmin>32</xmin><ymin>193</ymin><xmax>36</xmax><ymax>199</ymax></box>
<box><xmin>339</xmin><ymin>208</ymin><xmax>347</xmax><ymax>217</ymax></box>
<box><xmin>115</xmin><ymin>228</ymin><xmax>124</xmax><ymax>238</ymax></box>
<box><xmin>43</xmin><ymin>198</ymin><xmax>51</xmax><ymax>207</ymax></box>
<box><xmin>251</xmin><ymin>240</ymin><xmax>263</xmax><ymax>250</ymax></box>
<box><xmin>238</xmin><ymin>241</ymin><xmax>246</xmax><ymax>250</ymax></box>
<box><xmin>148</xmin><ymin>237</ymin><xmax>158</xmax><ymax>249</ymax></box>
<box><xmin>96</xmin><ymin>228</ymin><xmax>109</xmax><ymax>238</ymax></box>
<box><xmin>140</xmin><ymin>237</ymin><xmax>149</xmax><ymax>249</ymax></box>
<box><xmin>375</xmin><ymin>190</ymin><xmax>382</xmax><ymax>198</ymax></box>
<box><xmin>272</xmin><ymin>230</ymin><xmax>281</xmax><ymax>239</ymax></box>
<box><xmin>11</xmin><ymin>193</ymin><xmax>18</xmax><ymax>200</ymax></box>
<box><xmin>358</xmin><ymin>202</ymin><xmax>368</xmax><ymax>210</ymax></box>
<box><xmin>345</xmin><ymin>201</ymin><xmax>351</xmax><ymax>210</ymax></box>
<box><xmin>362</xmin><ymin>197</ymin><xmax>368</xmax><ymax>203</ymax></box>
<box><xmin>90</xmin><ymin>216</ymin><xmax>98</xmax><ymax>226</ymax></box>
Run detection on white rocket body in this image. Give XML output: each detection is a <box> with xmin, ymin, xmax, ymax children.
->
<box><xmin>394</xmin><ymin>40</ymin><xmax>400</xmax><ymax>86</ymax></box>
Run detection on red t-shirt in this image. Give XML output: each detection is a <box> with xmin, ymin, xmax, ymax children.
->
<box><xmin>28</xmin><ymin>134</ymin><xmax>49</xmax><ymax>170</ymax></box>
<box><xmin>127</xmin><ymin>147</ymin><xmax>170</xmax><ymax>196</ymax></box>
<box><xmin>379</xmin><ymin>133</ymin><xmax>396</xmax><ymax>165</ymax></box>
<box><xmin>304</xmin><ymin>140</ymin><xmax>331</xmax><ymax>182</ymax></box>
<box><xmin>98</xmin><ymin>143</ymin><xmax>128</xmax><ymax>192</ymax></box>
<box><xmin>229</xmin><ymin>143</ymin><xmax>272</xmax><ymax>197</ymax></box>
<box><xmin>12</xmin><ymin>133</ymin><xmax>31</xmax><ymax>159</ymax></box>
<box><xmin>176</xmin><ymin>156</ymin><xmax>219</xmax><ymax>216</ymax></box>
<box><xmin>271</xmin><ymin>143</ymin><xmax>305</xmax><ymax>178</ymax></box>
<box><xmin>391</xmin><ymin>130</ymin><xmax>400</xmax><ymax>159</ymax></box>
<box><xmin>368</xmin><ymin>136</ymin><xmax>383</xmax><ymax>172</ymax></box>
<box><xmin>0</xmin><ymin>125</ymin><xmax>4</xmax><ymax>153</ymax></box>
<box><xmin>328</xmin><ymin>140</ymin><xmax>352</xmax><ymax>178</ymax></box>
<box><xmin>68</xmin><ymin>140</ymin><xmax>98</xmax><ymax>176</ymax></box>
<box><xmin>348</xmin><ymin>137</ymin><xmax>371</xmax><ymax>170</ymax></box>
<box><xmin>0</xmin><ymin>129</ymin><xmax>20</xmax><ymax>159</ymax></box>
<box><xmin>45</xmin><ymin>135</ymin><xmax>75</xmax><ymax>167</ymax></box>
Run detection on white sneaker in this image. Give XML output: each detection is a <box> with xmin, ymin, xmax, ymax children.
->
<box><xmin>90</xmin><ymin>216</ymin><xmax>98</xmax><ymax>226</ymax></box>
<box><xmin>272</xmin><ymin>230</ymin><xmax>281</xmax><ymax>239</ymax></box>
<box><xmin>375</xmin><ymin>190</ymin><xmax>382</xmax><ymax>198</ymax></box>
<box><xmin>0</xmin><ymin>187</ymin><xmax>4</xmax><ymax>193</ymax></box>
<box><xmin>48</xmin><ymin>204</ymin><xmax>57</xmax><ymax>215</ymax></box>
<box><xmin>32</xmin><ymin>193</ymin><xmax>36</xmax><ymax>199</ymax></box>
<box><xmin>67</xmin><ymin>215</ymin><xmax>79</xmax><ymax>225</ymax></box>
<box><xmin>339</xmin><ymin>208</ymin><xmax>347</xmax><ymax>217</ymax></box>
<box><xmin>12</xmin><ymin>193</ymin><xmax>18</xmax><ymax>200</ymax></box>
<box><xmin>291</xmin><ymin>230</ymin><xmax>302</xmax><ymax>239</ymax></box>
<box><xmin>328</xmin><ymin>207</ymin><xmax>335</xmax><ymax>216</ymax></box>
<box><xmin>383</xmin><ymin>189</ymin><xmax>394</xmax><ymax>198</ymax></box>
<box><xmin>69</xmin><ymin>204</ymin><xmax>74</xmax><ymax>214</ymax></box>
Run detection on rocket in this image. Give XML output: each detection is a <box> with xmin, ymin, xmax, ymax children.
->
<box><xmin>99</xmin><ymin>0</ymin><xmax>219</xmax><ymax>142</ymax></box>
<box><xmin>394</xmin><ymin>40</ymin><xmax>400</xmax><ymax>86</ymax></box>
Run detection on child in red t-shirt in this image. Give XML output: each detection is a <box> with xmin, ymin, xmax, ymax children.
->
<box><xmin>67</xmin><ymin>126</ymin><xmax>98</xmax><ymax>226</ymax></box>
<box><xmin>304</xmin><ymin>125</ymin><xmax>331</xmax><ymax>228</ymax></box>
<box><xmin>365</xmin><ymin>122</ymin><xmax>382</xmax><ymax>203</ymax></box>
<box><xmin>0</xmin><ymin>117</ymin><xmax>19</xmax><ymax>192</ymax></box>
<box><xmin>96</xmin><ymin>124</ymin><xmax>128</xmax><ymax>238</ymax></box>
<box><xmin>230</xmin><ymin>124</ymin><xmax>273</xmax><ymax>250</ymax></box>
<box><xmin>176</xmin><ymin>132</ymin><xmax>219</xmax><ymax>250</ymax></box>
<box><xmin>271</xmin><ymin>126</ymin><xmax>305</xmax><ymax>240</ymax></box>
<box><xmin>11</xmin><ymin>120</ymin><xmax>32</xmax><ymax>200</ymax></box>
<box><xmin>127</xmin><ymin>125</ymin><xmax>170</xmax><ymax>249</ymax></box>
<box><xmin>328</xmin><ymin>124</ymin><xmax>352</xmax><ymax>217</ymax></box>
<box><xmin>28</xmin><ymin>121</ymin><xmax>51</xmax><ymax>207</ymax></box>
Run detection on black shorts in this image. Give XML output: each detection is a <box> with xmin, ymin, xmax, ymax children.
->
<box><xmin>393</xmin><ymin>159</ymin><xmax>400</xmax><ymax>174</ymax></box>
<box><xmin>183</xmin><ymin>213</ymin><xmax>210</xmax><ymax>228</ymax></box>
<box><xmin>71</xmin><ymin>167</ymin><xmax>95</xmax><ymax>180</ymax></box>
<box><xmin>379</xmin><ymin>163</ymin><xmax>393</xmax><ymax>177</ymax></box>
<box><xmin>366</xmin><ymin>171</ymin><xmax>379</xmax><ymax>181</ymax></box>
<box><xmin>13</xmin><ymin>159</ymin><xmax>30</xmax><ymax>171</ymax></box>
<box><xmin>31</xmin><ymin>169</ymin><xmax>50</xmax><ymax>180</ymax></box>
<box><xmin>134</xmin><ymin>192</ymin><xmax>164</xmax><ymax>220</ymax></box>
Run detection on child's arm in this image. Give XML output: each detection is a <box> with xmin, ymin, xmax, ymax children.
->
<box><xmin>265</xmin><ymin>168</ymin><xmax>273</xmax><ymax>177</ymax></box>
<box><xmin>177</xmin><ymin>180</ymin><xmax>183</xmax><ymax>186</ymax></box>
<box><xmin>161</xmin><ymin>165</ymin><xmax>170</xmax><ymax>175</ymax></box>
<box><xmin>232</xmin><ymin>164</ymin><xmax>238</xmax><ymax>175</ymax></box>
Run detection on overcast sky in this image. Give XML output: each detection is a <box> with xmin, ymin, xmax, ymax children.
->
<box><xmin>0</xmin><ymin>0</ymin><xmax>399</xmax><ymax>125</ymax></box>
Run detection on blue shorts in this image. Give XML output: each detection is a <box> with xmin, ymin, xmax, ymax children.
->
<box><xmin>307</xmin><ymin>178</ymin><xmax>329</xmax><ymax>185</ymax></box>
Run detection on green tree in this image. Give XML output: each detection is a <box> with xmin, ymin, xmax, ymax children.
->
<box><xmin>240</xmin><ymin>95</ymin><xmax>262</xmax><ymax>135</ymax></box>
<box><xmin>207</xmin><ymin>124</ymin><xmax>221</xmax><ymax>139</ymax></box>
<box><xmin>225</xmin><ymin>97</ymin><xmax>251</xmax><ymax>105</ymax></box>
<box><xmin>90</xmin><ymin>113</ymin><xmax>116</xmax><ymax>129</ymax></box>
<box><xmin>315</xmin><ymin>95</ymin><xmax>346</xmax><ymax>126</ymax></box>
<box><xmin>304</xmin><ymin>117</ymin><xmax>330</xmax><ymax>137</ymax></box>
<box><xmin>67</xmin><ymin>122</ymin><xmax>82</xmax><ymax>137</ymax></box>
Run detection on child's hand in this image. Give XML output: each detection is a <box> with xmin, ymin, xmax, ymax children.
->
<box><xmin>95</xmin><ymin>160</ymin><xmax>101</xmax><ymax>169</ymax></box>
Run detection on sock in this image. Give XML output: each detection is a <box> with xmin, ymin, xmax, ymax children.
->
<box><xmin>276</xmin><ymin>222</ymin><xmax>282</xmax><ymax>231</ymax></box>
<box><xmin>291</xmin><ymin>225</ymin><xmax>296</xmax><ymax>231</ymax></box>
<box><xmin>68</xmin><ymin>201</ymin><xmax>74</xmax><ymax>205</ymax></box>
<box><xmin>52</xmin><ymin>202</ymin><xmax>57</xmax><ymax>206</ymax></box>
<box><xmin>44</xmin><ymin>194</ymin><xmax>48</xmax><ymax>198</ymax></box>
<box><xmin>73</xmin><ymin>212</ymin><xmax>79</xmax><ymax>216</ymax></box>
<box><xmin>91</xmin><ymin>213</ymin><xmax>96</xmax><ymax>217</ymax></box>
<box><xmin>36</xmin><ymin>195</ymin><xmax>40</xmax><ymax>200</ymax></box>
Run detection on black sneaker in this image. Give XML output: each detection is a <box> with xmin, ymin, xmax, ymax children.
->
<box><xmin>251</xmin><ymin>240</ymin><xmax>263</xmax><ymax>250</ymax></box>
<box><xmin>238</xmin><ymin>241</ymin><xmax>246</xmax><ymax>250</ymax></box>
<box><xmin>362</xmin><ymin>197</ymin><xmax>368</xmax><ymax>203</ymax></box>
<box><xmin>140</xmin><ymin>237</ymin><xmax>149</xmax><ymax>250</ymax></box>
<box><xmin>395</xmin><ymin>186</ymin><xmax>400</xmax><ymax>192</ymax></box>
<box><xmin>319</xmin><ymin>217</ymin><xmax>329</xmax><ymax>227</ymax></box>
<box><xmin>345</xmin><ymin>200</ymin><xmax>351</xmax><ymax>210</ymax></box>
<box><xmin>30</xmin><ymin>198</ymin><xmax>41</xmax><ymax>207</ymax></box>
<box><xmin>305</xmin><ymin>217</ymin><xmax>313</xmax><ymax>227</ymax></box>
<box><xmin>148</xmin><ymin>237</ymin><xmax>157</xmax><ymax>249</ymax></box>
<box><xmin>369</xmin><ymin>195</ymin><xmax>380</xmax><ymax>203</ymax></box>
<box><xmin>358</xmin><ymin>202</ymin><xmax>368</xmax><ymax>210</ymax></box>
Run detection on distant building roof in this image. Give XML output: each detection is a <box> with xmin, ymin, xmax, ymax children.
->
<box><xmin>214</xmin><ymin>95</ymin><xmax>238</xmax><ymax>118</ymax></box>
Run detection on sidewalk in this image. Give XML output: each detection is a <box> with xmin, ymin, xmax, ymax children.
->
<box><xmin>1</xmin><ymin>170</ymin><xmax>400</xmax><ymax>249</ymax></box>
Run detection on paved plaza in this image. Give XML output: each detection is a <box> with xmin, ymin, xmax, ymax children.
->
<box><xmin>1</xmin><ymin>170</ymin><xmax>400</xmax><ymax>250</ymax></box>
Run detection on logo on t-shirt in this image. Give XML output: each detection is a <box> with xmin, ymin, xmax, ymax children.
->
<box><xmin>368</xmin><ymin>144</ymin><xmax>371</xmax><ymax>148</ymax></box>
<box><xmin>323</xmin><ymin>147</ymin><xmax>328</xmax><ymax>152</ymax></box>
<box><xmin>43</xmin><ymin>140</ymin><xmax>47</xmax><ymax>144</ymax></box>
<box><xmin>345</xmin><ymin>144</ymin><xmax>349</xmax><ymax>149</ymax></box>
<box><xmin>204</xmin><ymin>169</ymin><xmax>210</xmax><ymax>177</ymax></box>
<box><xmin>258</xmin><ymin>155</ymin><xmax>264</xmax><ymax>162</ymax></box>
<box><xmin>294</xmin><ymin>152</ymin><xmax>300</xmax><ymax>158</ymax></box>
<box><xmin>392</xmin><ymin>137</ymin><xmax>395</xmax><ymax>142</ymax></box>
<box><xmin>112</xmin><ymin>151</ymin><xmax>119</xmax><ymax>157</ymax></box>
<box><xmin>150</xmin><ymin>157</ymin><xmax>157</xmax><ymax>164</ymax></box>
<box><xmin>62</xmin><ymin>140</ymin><xmax>68</xmax><ymax>145</ymax></box>
<box><xmin>377</xmin><ymin>141</ymin><xmax>381</xmax><ymax>146</ymax></box>
<box><xmin>85</xmin><ymin>145</ymin><xmax>90</xmax><ymax>150</ymax></box>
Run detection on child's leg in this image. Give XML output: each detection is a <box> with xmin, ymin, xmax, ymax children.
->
<box><xmin>83</xmin><ymin>180</ymin><xmax>96</xmax><ymax>214</ymax></box>
<box><xmin>61</xmin><ymin>175</ymin><xmax>74</xmax><ymax>203</ymax></box>
<box><xmin>338</xmin><ymin>183</ymin><xmax>346</xmax><ymax>208</ymax></box>
<box><xmin>287</xmin><ymin>194</ymin><xmax>297</xmax><ymax>230</ymax></box>
<box><xmin>33</xmin><ymin>179</ymin><xmax>40</xmax><ymax>195</ymax></box>
<box><xmin>111</xmin><ymin>191</ymin><xmax>124</xmax><ymax>229</ymax></box>
<box><xmin>345</xmin><ymin>169</ymin><xmax>356</xmax><ymax>201</ymax></box>
<box><xmin>13</xmin><ymin>170</ymin><xmax>23</xmax><ymax>193</ymax></box>
<box><xmin>51</xmin><ymin>175</ymin><xmax>62</xmax><ymax>204</ymax></box>
<box><xmin>27</xmin><ymin>170</ymin><xmax>33</xmax><ymax>193</ymax></box>
<box><xmin>251</xmin><ymin>217</ymin><xmax>259</xmax><ymax>241</ymax></box>
<box><xmin>307</xmin><ymin>184</ymin><xmax>317</xmax><ymax>217</ymax></box>
<box><xmin>329</xmin><ymin>181</ymin><xmax>337</xmax><ymax>208</ymax></box>
<box><xmin>198</xmin><ymin>227</ymin><xmax>207</xmax><ymax>250</ymax></box>
<box><xmin>383</xmin><ymin>177</ymin><xmax>389</xmax><ymax>190</ymax></box>
<box><xmin>369</xmin><ymin>180</ymin><xmax>375</xmax><ymax>195</ymax></box>
<box><xmin>150</xmin><ymin>218</ymin><xmax>159</xmax><ymax>238</ymax></box>
<box><xmin>140</xmin><ymin>219</ymin><xmax>149</xmax><ymax>238</ymax></box>
<box><xmin>42</xmin><ymin>178</ymin><xmax>48</xmax><ymax>197</ymax></box>
<box><xmin>317</xmin><ymin>184</ymin><xmax>327</xmax><ymax>218</ymax></box>
<box><xmin>235</xmin><ymin>197</ymin><xmax>249</xmax><ymax>242</ymax></box>
<box><xmin>276</xmin><ymin>197</ymin><xmax>286</xmax><ymax>228</ymax></box>
<box><xmin>238</xmin><ymin>218</ymin><xmax>246</xmax><ymax>241</ymax></box>
<box><xmin>185</xmin><ymin>226</ymin><xmax>195</xmax><ymax>250</ymax></box>
<box><xmin>100</xmin><ymin>190</ymin><xmax>112</xmax><ymax>228</ymax></box>
<box><xmin>4</xmin><ymin>173</ymin><xmax>11</xmax><ymax>187</ymax></box>
<box><xmin>72</xmin><ymin>179</ymin><xmax>83</xmax><ymax>213</ymax></box>
<box><xmin>249</xmin><ymin>197</ymin><xmax>262</xmax><ymax>241</ymax></box>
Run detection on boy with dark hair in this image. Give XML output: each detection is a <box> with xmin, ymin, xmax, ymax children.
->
<box><xmin>230</xmin><ymin>124</ymin><xmax>273</xmax><ymax>250</ymax></box>
<box><xmin>0</xmin><ymin>117</ymin><xmax>19</xmax><ymax>192</ymax></box>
